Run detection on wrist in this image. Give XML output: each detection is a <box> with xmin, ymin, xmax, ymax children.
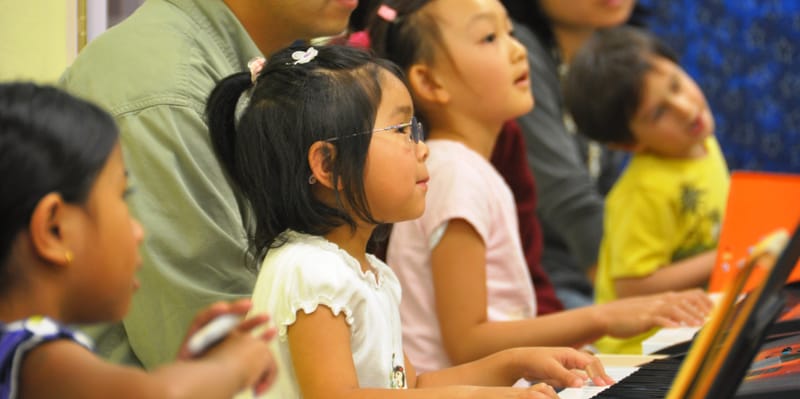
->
<box><xmin>504</xmin><ymin>347</ymin><xmax>530</xmax><ymax>383</ymax></box>
<box><xmin>588</xmin><ymin>304</ymin><xmax>611</xmax><ymax>335</ymax></box>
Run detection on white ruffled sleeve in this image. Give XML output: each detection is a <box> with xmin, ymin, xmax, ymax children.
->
<box><xmin>252</xmin><ymin>241</ymin><xmax>371</xmax><ymax>341</ymax></box>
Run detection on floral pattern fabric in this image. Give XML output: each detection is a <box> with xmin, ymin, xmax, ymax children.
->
<box><xmin>641</xmin><ymin>0</ymin><xmax>800</xmax><ymax>172</ymax></box>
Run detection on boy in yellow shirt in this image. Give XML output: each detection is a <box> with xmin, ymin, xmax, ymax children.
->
<box><xmin>564</xmin><ymin>26</ymin><xmax>730</xmax><ymax>354</ymax></box>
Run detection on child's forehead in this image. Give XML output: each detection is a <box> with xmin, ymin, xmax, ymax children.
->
<box><xmin>635</xmin><ymin>55</ymin><xmax>683</xmax><ymax>95</ymax></box>
<box><xmin>642</xmin><ymin>54</ymin><xmax>682</xmax><ymax>74</ymax></box>
<box><xmin>377</xmin><ymin>72</ymin><xmax>414</xmax><ymax>116</ymax></box>
<box><xmin>633</xmin><ymin>56</ymin><xmax>693</xmax><ymax>113</ymax></box>
<box><xmin>94</xmin><ymin>144</ymin><xmax>127</xmax><ymax>187</ymax></box>
<box><xmin>427</xmin><ymin>0</ymin><xmax>508</xmax><ymax>30</ymax></box>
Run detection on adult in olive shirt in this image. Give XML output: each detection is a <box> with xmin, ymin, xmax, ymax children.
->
<box><xmin>60</xmin><ymin>0</ymin><xmax>357</xmax><ymax>368</ymax></box>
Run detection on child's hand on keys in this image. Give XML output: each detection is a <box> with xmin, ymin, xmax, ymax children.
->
<box><xmin>516</xmin><ymin>347</ymin><xmax>615</xmax><ymax>389</ymax></box>
<box><xmin>524</xmin><ymin>382</ymin><xmax>558</xmax><ymax>398</ymax></box>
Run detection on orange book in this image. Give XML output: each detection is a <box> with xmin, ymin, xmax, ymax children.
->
<box><xmin>587</xmin><ymin>222</ymin><xmax>800</xmax><ymax>399</ymax></box>
<box><xmin>667</xmin><ymin>221</ymin><xmax>800</xmax><ymax>399</ymax></box>
<box><xmin>709</xmin><ymin>171</ymin><xmax>800</xmax><ymax>293</ymax></box>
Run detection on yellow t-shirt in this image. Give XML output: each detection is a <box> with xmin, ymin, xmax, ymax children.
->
<box><xmin>595</xmin><ymin>137</ymin><xmax>730</xmax><ymax>354</ymax></box>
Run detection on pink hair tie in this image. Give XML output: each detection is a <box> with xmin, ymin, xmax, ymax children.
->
<box><xmin>377</xmin><ymin>4</ymin><xmax>397</xmax><ymax>22</ymax></box>
<box><xmin>247</xmin><ymin>57</ymin><xmax>266</xmax><ymax>83</ymax></box>
<box><xmin>347</xmin><ymin>31</ymin><xmax>371</xmax><ymax>49</ymax></box>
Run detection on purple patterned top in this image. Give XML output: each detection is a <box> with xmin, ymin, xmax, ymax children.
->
<box><xmin>0</xmin><ymin>316</ymin><xmax>92</xmax><ymax>399</ymax></box>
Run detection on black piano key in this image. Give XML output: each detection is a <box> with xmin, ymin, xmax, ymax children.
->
<box><xmin>592</xmin><ymin>357</ymin><xmax>684</xmax><ymax>398</ymax></box>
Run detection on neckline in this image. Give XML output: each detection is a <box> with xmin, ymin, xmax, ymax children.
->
<box><xmin>285</xmin><ymin>230</ymin><xmax>384</xmax><ymax>288</ymax></box>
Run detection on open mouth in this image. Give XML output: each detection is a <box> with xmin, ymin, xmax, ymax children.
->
<box><xmin>515</xmin><ymin>70</ymin><xmax>530</xmax><ymax>86</ymax></box>
<box><xmin>689</xmin><ymin>115</ymin><xmax>705</xmax><ymax>136</ymax></box>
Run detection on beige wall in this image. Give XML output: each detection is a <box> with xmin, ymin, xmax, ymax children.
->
<box><xmin>0</xmin><ymin>0</ymin><xmax>78</xmax><ymax>83</ymax></box>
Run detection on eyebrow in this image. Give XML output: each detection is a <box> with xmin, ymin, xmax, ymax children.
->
<box><xmin>392</xmin><ymin>105</ymin><xmax>413</xmax><ymax>119</ymax></box>
<box><xmin>468</xmin><ymin>11</ymin><xmax>494</xmax><ymax>25</ymax></box>
<box><xmin>468</xmin><ymin>9</ymin><xmax>510</xmax><ymax>27</ymax></box>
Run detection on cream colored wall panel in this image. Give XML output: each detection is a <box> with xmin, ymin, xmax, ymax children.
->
<box><xmin>0</xmin><ymin>0</ymin><xmax>77</xmax><ymax>83</ymax></box>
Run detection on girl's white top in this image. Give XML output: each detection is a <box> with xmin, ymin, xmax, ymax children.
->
<box><xmin>242</xmin><ymin>230</ymin><xmax>407</xmax><ymax>398</ymax></box>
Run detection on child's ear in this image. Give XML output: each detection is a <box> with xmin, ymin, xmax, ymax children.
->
<box><xmin>308</xmin><ymin>141</ymin><xmax>339</xmax><ymax>190</ymax></box>
<box><xmin>407</xmin><ymin>63</ymin><xmax>450</xmax><ymax>105</ymax></box>
<box><xmin>28</xmin><ymin>193</ymin><xmax>74</xmax><ymax>268</ymax></box>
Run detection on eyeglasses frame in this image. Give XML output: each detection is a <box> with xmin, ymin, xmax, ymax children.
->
<box><xmin>325</xmin><ymin>116</ymin><xmax>424</xmax><ymax>144</ymax></box>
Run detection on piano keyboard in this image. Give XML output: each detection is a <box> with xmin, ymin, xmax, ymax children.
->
<box><xmin>558</xmin><ymin>356</ymin><xmax>684</xmax><ymax>399</ymax></box>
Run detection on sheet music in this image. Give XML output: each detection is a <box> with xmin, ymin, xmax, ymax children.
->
<box><xmin>557</xmin><ymin>366</ymin><xmax>639</xmax><ymax>399</ymax></box>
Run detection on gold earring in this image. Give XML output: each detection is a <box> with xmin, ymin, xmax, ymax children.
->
<box><xmin>64</xmin><ymin>251</ymin><xmax>73</xmax><ymax>265</ymax></box>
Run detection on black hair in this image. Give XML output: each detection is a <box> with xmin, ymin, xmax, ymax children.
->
<box><xmin>500</xmin><ymin>0</ymin><xmax>650</xmax><ymax>60</ymax></box>
<box><xmin>563</xmin><ymin>26</ymin><xmax>679</xmax><ymax>144</ymax></box>
<box><xmin>347</xmin><ymin>0</ymin><xmax>382</xmax><ymax>33</ymax></box>
<box><xmin>206</xmin><ymin>44</ymin><xmax>406</xmax><ymax>263</ymax></box>
<box><xmin>362</xmin><ymin>0</ymin><xmax>440</xmax><ymax>70</ymax></box>
<box><xmin>361</xmin><ymin>0</ymin><xmax>444</xmax><ymax>131</ymax></box>
<box><xmin>0</xmin><ymin>82</ymin><xmax>118</xmax><ymax>290</ymax></box>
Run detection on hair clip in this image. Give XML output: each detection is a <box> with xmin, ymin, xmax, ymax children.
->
<box><xmin>377</xmin><ymin>4</ymin><xmax>397</xmax><ymax>22</ymax></box>
<box><xmin>291</xmin><ymin>47</ymin><xmax>319</xmax><ymax>65</ymax></box>
<box><xmin>247</xmin><ymin>57</ymin><xmax>266</xmax><ymax>83</ymax></box>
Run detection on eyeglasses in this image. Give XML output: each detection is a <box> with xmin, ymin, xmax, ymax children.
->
<box><xmin>326</xmin><ymin>117</ymin><xmax>424</xmax><ymax>144</ymax></box>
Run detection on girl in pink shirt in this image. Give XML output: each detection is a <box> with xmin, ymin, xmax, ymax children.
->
<box><xmin>365</xmin><ymin>0</ymin><xmax>714</xmax><ymax>372</ymax></box>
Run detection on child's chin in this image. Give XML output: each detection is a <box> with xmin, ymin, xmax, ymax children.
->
<box><xmin>412</xmin><ymin>204</ymin><xmax>426</xmax><ymax>219</ymax></box>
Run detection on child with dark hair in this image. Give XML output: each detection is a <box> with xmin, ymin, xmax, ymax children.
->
<box><xmin>564</xmin><ymin>26</ymin><xmax>730</xmax><ymax>353</ymax></box>
<box><xmin>347</xmin><ymin>0</ymin><xmax>566</xmax><ymax>316</ymax></box>
<box><xmin>207</xmin><ymin>44</ymin><xmax>614</xmax><ymax>399</ymax></box>
<box><xmin>364</xmin><ymin>0</ymin><xmax>713</xmax><ymax>371</ymax></box>
<box><xmin>0</xmin><ymin>82</ymin><xmax>277</xmax><ymax>398</ymax></box>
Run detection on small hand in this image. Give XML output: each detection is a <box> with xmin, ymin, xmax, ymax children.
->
<box><xmin>602</xmin><ymin>289</ymin><xmax>712</xmax><ymax>338</ymax></box>
<box><xmin>516</xmin><ymin>347</ymin><xmax>615</xmax><ymax>389</ymax></box>
<box><xmin>177</xmin><ymin>298</ymin><xmax>260</xmax><ymax>359</ymax></box>
<box><xmin>177</xmin><ymin>299</ymin><xmax>278</xmax><ymax>394</ymax></box>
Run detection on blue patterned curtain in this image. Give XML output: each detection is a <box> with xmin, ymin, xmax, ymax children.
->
<box><xmin>640</xmin><ymin>0</ymin><xmax>800</xmax><ymax>172</ymax></box>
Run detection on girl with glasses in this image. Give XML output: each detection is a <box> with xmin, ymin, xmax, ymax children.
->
<box><xmin>206</xmin><ymin>44</ymin><xmax>613</xmax><ymax>399</ymax></box>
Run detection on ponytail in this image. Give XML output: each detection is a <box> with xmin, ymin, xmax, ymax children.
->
<box><xmin>366</xmin><ymin>0</ymin><xmax>438</xmax><ymax>71</ymax></box>
<box><xmin>206</xmin><ymin>71</ymin><xmax>251</xmax><ymax>191</ymax></box>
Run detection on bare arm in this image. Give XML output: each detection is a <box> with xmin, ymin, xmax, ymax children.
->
<box><xmin>287</xmin><ymin>306</ymin><xmax>597</xmax><ymax>399</ymax></box>
<box><xmin>615</xmin><ymin>250</ymin><xmax>716</xmax><ymax>298</ymax></box>
<box><xmin>431</xmin><ymin>219</ymin><xmax>713</xmax><ymax>364</ymax></box>
<box><xmin>415</xmin><ymin>347</ymin><xmax>610</xmax><ymax>388</ymax></box>
<box><xmin>431</xmin><ymin>219</ymin><xmax>611</xmax><ymax>362</ymax></box>
<box><xmin>20</xmin><ymin>326</ymin><xmax>276</xmax><ymax>399</ymax></box>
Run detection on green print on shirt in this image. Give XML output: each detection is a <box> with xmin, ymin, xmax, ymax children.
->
<box><xmin>672</xmin><ymin>184</ymin><xmax>722</xmax><ymax>262</ymax></box>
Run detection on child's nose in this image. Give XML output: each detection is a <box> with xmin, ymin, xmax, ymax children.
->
<box><xmin>670</xmin><ymin>95</ymin><xmax>695</xmax><ymax>119</ymax></box>
<box><xmin>416</xmin><ymin>140</ymin><xmax>429</xmax><ymax>162</ymax></box>
<box><xmin>132</xmin><ymin>218</ymin><xmax>145</xmax><ymax>244</ymax></box>
<box><xmin>510</xmin><ymin>36</ymin><xmax>527</xmax><ymax>63</ymax></box>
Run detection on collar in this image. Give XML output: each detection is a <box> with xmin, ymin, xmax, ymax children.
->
<box><xmin>165</xmin><ymin>0</ymin><xmax>262</xmax><ymax>70</ymax></box>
